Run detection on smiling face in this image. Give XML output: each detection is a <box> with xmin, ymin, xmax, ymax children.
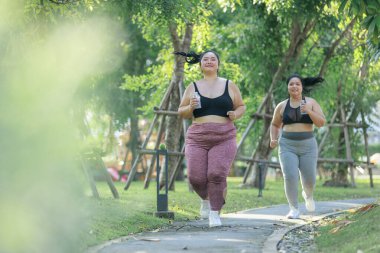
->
<box><xmin>287</xmin><ymin>77</ymin><xmax>303</xmax><ymax>98</ymax></box>
<box><xmin>200</xmin><ymin>51</ymin><xmax>219</xmax><ymax>74</ymax></box>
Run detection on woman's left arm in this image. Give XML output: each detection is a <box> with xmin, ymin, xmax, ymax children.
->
<box><xmin>227</xmin><ymin>81</ymin><xmax>246</xmax><ymax>121</ymax></box>
<box><xmin>306</xmin><ymin>98</ymin><xmax>326</xmax><ymax>127</ymax></box>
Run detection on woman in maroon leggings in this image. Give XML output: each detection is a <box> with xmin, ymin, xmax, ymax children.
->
<box><xmin>176</xmin><ymin>50</ymin><xmax>245</xmax><ymax>227</ymax></box>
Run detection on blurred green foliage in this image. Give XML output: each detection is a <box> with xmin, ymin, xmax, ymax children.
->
<box><xmin>1</xmin><ymin>0</ymin><xmax>379</xmax><ymax>251</ymax></box>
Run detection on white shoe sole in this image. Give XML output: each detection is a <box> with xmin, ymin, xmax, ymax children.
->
<box><xmin>286</xmin><ymin>208</ymin><xmax>300</xmax><ymax>219</ymax></box>
<box><xmin>286</xmin><ymin>214</ymin><xmax>300</xmax><ymax>219</ymax></box>
<box><xmin>209</xmin><ymin>222</ymin><xmax>222</xmax><ymax>227</ymax></box>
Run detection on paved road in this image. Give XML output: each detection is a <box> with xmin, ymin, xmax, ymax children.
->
<box><xmin>87</xmin><ymin>198</ymin><xmax>376</xmax><ymax>253</ymax></box>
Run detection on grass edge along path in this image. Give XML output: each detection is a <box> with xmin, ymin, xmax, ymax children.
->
<box><xmin>315</xmin><ymin>201</ymin><xmax>380</xmax><ymax>253</ymax></box>
<box><xmin>82</xmin><ymin>177</ymin><xmax>380</xmax><ymax>249</ymax></box>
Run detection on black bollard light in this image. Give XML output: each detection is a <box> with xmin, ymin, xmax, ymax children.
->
<box><xmin>257</xmin><ymin>162</ymin><xmax>266</xmax><ymax>198</ymax></box>
<box><xmin>154</xmin><ymin>147</ymin><xmax>174</xmax><ymax>219</ymax></box>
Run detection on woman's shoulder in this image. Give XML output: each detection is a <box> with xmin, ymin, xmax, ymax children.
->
<box><xmin>189</xmin><ymin>80</ymin><xmax>200</xmax><ymax>85</ymax></box>
<box><xmin>186</xmin><ymin>82</ymin><xmax>195</xmax><ymax>87</ymax></box>
<box><xmin>225</xmin><ymin>79</ymin><xmax>238</xmax><ymax>89</ymax></box>
<box><xmin>277</xmin><ymin>99</ymin><xmax>288</xmax><ymax>107</ymax></box>
<box><xmin>274</xmin><ymin>99</ymin><xmax>288</xmax><ymax>113</ymax></box>
<box><xmin>215</xmin><ymin>77</ymin><xmax>229</xmax><ymax>85</ymax></box>
<box><xmin>272</xmin><ymin>99</ymin><xmax>287</xmax><ymax>118</ymax></box>
<box><xmin>305</xmin><ymin>96</ymin><xmax>317</xmax><ymax>103</ymax></box>
<box><xmin>185</xmin><ymin>82</ymin><xmax>196</xmax><ymax>92</ymax></box>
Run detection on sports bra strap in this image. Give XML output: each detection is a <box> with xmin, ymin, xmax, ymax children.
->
<box><xmin>224</xmin><ymin>80</ymin><xmax>229</xmax><ymax>94</ymax></box>
<box><xmin>193</xmin><ymin>82</ymin><xmax>199</xmax><ymax>92</ymax></box>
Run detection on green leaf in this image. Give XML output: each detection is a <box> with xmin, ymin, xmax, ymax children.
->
<box><xmin>376</xmin><ymin>15</ymin><xmax>380</xmax><ymax>27</ymax></box>
<box><xmin>338</xmin><ymin>0</ymin><xmax>350</xmax><ymax>13</ymax></box>
<box><xmin>359</xmin><ymin>0</ymin><xmax>367</xmax><ymax>14</ymax></box>
<box><xmin>362</xmin><ymin>15</ymin><xmax>374</xmax><ymax>27</ymax></box>
<box><xmin>368</xmin><ymin>17</ymin><xmax>376</xmax><ymax>36</ymax></box>
<box><xmin>349</xmin><ymin>0</ymin><xmax>361</xmax><ymax>15</ymax></box>
<box><xmin>366</xmin><ymin>1</ymin><xmax>380</xmax><ymax>15</ymax></box>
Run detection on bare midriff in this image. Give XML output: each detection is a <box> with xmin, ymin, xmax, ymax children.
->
<box><xmin>193</xmin><ymin>115</ymin><xmax>230</xmax><ymax>124</ymax></box>
<box><xmin>283</xmin><ymin>123</ymin><xmax>313</xmax><ymax>132</ymax></box>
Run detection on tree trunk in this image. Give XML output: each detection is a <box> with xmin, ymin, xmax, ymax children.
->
<box><xmin>319</xmin><ymin>18</ymin><xmax>356</xmax><ymax>76</ymax></box>
<box><xmin>322</xmin><ymin>51</ymin><xmax>369</xmax><ymax>187</ymax></box>
<box><xmin>104</xmin><ymin>116</ymin><xmax>115</xmax><ymax>155</ymax></box>
<box><xmin>323</xmin><ymin>130</ymin><xmax>350</xmax><ymax>187</ymax></box>
<box><xmin>252</xmin><ymin>128</ymin><xmax>272</xmax><ymax>188</ymax></box>
<box><xmin>250</xmin><ymin>96</ymin><xmax>273</xmax><ymax>187</ymax></box>
<box><xmin>246</xmin><ymin>19</ymin><xmax>315</xmax><ymax>187</ymax></box>
<box><xmin>129</xmin><ymin>106</ymin><xmax>140</xmax><ymax>174</ymax></box>
<box><xmin>160</xmin><ymin>23</ymin><xmax>194</xmax><ymax>189</ymax></box>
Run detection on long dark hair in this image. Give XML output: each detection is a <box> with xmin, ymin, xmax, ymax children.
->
<box><xmin>173</xmin><ymin>50</ymin><xmax>220</xmax><ymax>65</ymax></box>
<box><xmin>286</xmin><ymin>73</ymin><xmax>324</xmax><ymax>94</ymax></box>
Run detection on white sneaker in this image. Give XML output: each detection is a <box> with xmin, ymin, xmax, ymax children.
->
<box><xmin>209</xmin><ymin>211</ymin><xmax>222</xmax><ymax>227</ymax></box>
<box><xmin>302</xmin><ymin>191</ymin><xmax>315</xmax><ymax>212</ymax></box>
<box><xmin>200</xmin><ymin>200</ymin><xmax>210</xmax><ymax>219</ymax></box>
<box><xmin>286</xmin><ymin>207</ymin><xmax>300</xmax><ymax>219</ymax></box>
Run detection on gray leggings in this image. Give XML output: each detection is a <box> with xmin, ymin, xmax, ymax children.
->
<box><xmin>278</xmin><ymin>132</ymin><xmax>318</xmax><ymax>209</ymax></box>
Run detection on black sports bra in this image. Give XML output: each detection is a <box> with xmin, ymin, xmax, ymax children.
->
<box><xmin>193</xmin><ymin>80</ymin><xmax>234</xmax><ymax>118</ymax></box>
<box><xmin>282</xmin><ymin>98</ymin><xmax>313</xmax><ymax>125</ymax></box>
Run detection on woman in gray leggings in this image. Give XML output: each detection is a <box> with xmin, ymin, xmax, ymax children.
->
<box><xmin>270</xmin><ymin>74</ymin><xmax>326</xmax><ymax>219</ymax></box>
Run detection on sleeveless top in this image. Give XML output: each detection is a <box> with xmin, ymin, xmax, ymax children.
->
<box><xmin>193</xmin><ymin>80</ymin><xmax>234</xmax><ymax>118</ymax></box>
<box><xmin>282</xmin><ymin>98</ymin><xmax>313</xmax><ymax>125</ymax></box>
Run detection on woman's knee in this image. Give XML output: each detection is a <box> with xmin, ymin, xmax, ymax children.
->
<box><xmin>283</xmin><ymin>172</ymin><xmax>299</xmax><ymax>184</ymax></box>
<box><xmin>188</xmin><ymin>175</ymin><xmax>207</xmax><ymax>187</ymax></box>
<box><xmin>207</xmin><ymin>171</ymin><xmax>225</xmax><ymax>183</ymax></box>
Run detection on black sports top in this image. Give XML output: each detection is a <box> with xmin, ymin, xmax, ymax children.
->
<box><xmin>193</xmin><ymin>80</ymin><xmax>234</xmax><ymax>118</ymax></box>
<box><xmin>282</xmin><ymin>98</ymin><xmax>313</xmax><ymax>125</ymax></box>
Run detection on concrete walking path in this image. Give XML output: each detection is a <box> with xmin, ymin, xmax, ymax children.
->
<box><xmin>87</xmin><ymin>198</ymin><xmax>376</xmax><ymax>253</ymax></box>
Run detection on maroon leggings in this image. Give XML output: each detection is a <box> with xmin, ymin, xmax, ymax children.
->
<box><xmin>185</xmin><ymin>122</ymin><xmax>237</xmax><ymax>211</ymax></box>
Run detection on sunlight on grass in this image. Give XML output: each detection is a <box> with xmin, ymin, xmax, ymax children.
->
<box><xmin>84</xmin><ymin>177</ymin><xmax>380</xmax><ymax>248</ymax></box>
<box><xmin>315</xmin><ymin>201</ymin><xmax>380</xmax><ymax>253</ymax></box>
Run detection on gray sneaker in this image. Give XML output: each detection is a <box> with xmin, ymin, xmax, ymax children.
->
<box><xmin>302</xmin><ymin>191</ymin><xmax>315</xmax><ymax>212</ymax></box>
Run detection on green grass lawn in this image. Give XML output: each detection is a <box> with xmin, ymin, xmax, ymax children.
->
<box><xmin>81</xmin><ymin>177</ymin><xmax>380</xmax><ymax>249</ymax></box>
<box><xmin>315</xmin><ymin>202</ymin><xmax>380</xmax><ymax>253</ymax></box>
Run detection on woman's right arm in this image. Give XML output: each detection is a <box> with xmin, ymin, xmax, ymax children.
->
<box><xmin>270</xmin><ymin>101</ymin><xmax>284</xmax><ymax>148</ymax></box>
<box><xmin>178</xmin><ymin>84</ymin><xmax>195</xmax><ymax>119</ymax></box>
